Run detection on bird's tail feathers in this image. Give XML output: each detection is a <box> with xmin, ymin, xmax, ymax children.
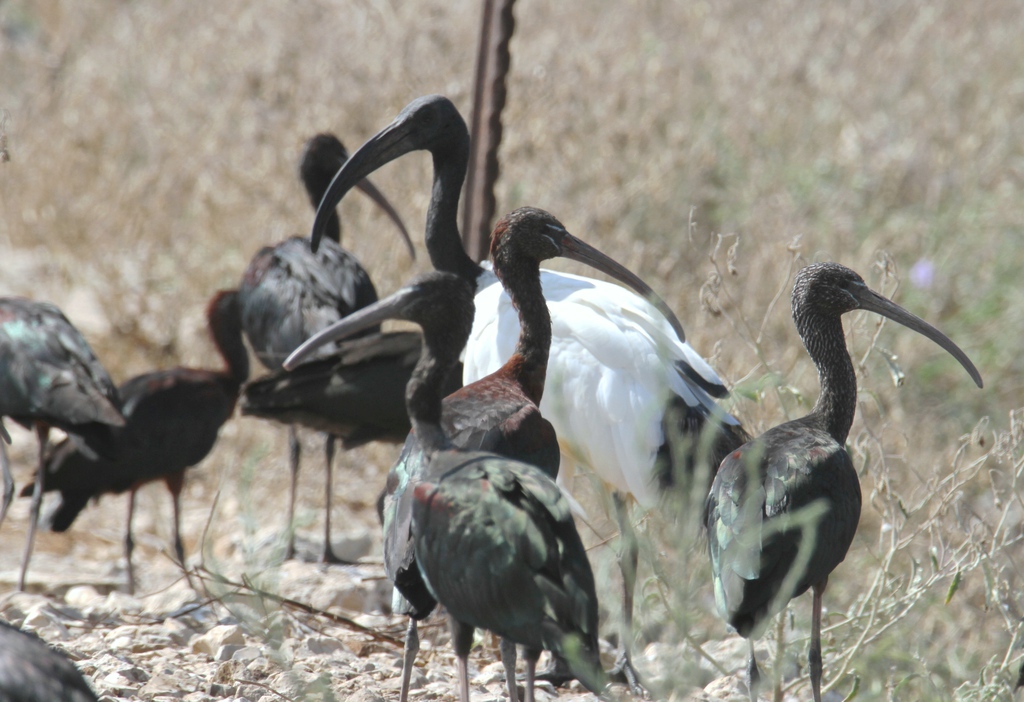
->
<box><xmin>656</xmin><ymin>394</ymin><xmax>751</xmax><ymax>493</ymax></box>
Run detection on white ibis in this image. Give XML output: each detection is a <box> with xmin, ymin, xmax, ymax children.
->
<box><xmin>308</xmin><ymin>95</ymin><xmax>749</xmax><ymax>690</ymax></box>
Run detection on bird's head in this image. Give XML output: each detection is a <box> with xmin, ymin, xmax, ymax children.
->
<box><xmin>489</xmin><ymin>206</ymin><xmax>691</xmax><ymax>342</ymax></box>
<box><xmin>792</xmin><ymin>261</ymin><xmax>983</xmax><ymax>388</ymax></box>
<box><xmin>792</xmin><ymin>262</ymin><xmax>870</xmax><ymax>317</ymax></box>
<box><xmin>300</xmin><ymin>132</ymin><xmax>414</xmax><ymax>256</ymax></box>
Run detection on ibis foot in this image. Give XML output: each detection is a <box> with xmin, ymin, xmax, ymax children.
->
<box><xmin>608</xmin><ymin>650</ymin><xmax>648</xmax><ymax>699</ymax></box>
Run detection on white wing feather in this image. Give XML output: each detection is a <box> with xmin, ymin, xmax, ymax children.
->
<box><xmin>465</xmin><ymin>264</ymin><xmax>736</xmax><ymax>507</ymax></box>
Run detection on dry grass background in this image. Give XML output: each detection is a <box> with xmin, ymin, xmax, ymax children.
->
<box><xmin>1</xmin><ymin>0</ymin><xmax>1023</xmax><ymax>700</ymax></box>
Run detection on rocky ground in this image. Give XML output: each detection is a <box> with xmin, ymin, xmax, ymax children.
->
<box><xmin>0</xmin><ymin>562</ymin><xmax>616</xmax><ymax>702</ymax></box>
<box><xmin>0</xmin><ymin>240</ymin><xmax>760</xmax><ymax>702</ymax></box>
<box><xmin>0</xmin><ymin>422</ymin><xmax>762</xmax><ymax>702</ymax></box>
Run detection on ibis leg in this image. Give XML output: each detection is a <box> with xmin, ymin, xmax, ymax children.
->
<box><xmin>611</xmin><ymin>491</ymin><xmax>646</xmax><ymax>697</ymax></box>
<box><xmin>320</xmin><ymin>434</ymin><xmax>352</xmax><ymax>564</ymax></box>
<box><xmin>457</xmin><ymin>656</ymin><xmax>471</xmax><ymax>702</ymax></box>
<box><xmin>524</xmin><ymin>648</ymin><xmax>540</xmax><ymax>702</ymax></box>
<box><xmin>398</xmin><ymin>618</ymin><xmax>419</xmax><ymax>702</ymax></box>
<box><xmin>451</xmin><ymin>618</ymin><xmax>475</xmax><ymax>702</ymax></box>
<box><xmin>125</xmin><ymin>489</ymin><xmax>137</xmax><ymax>595</ymax></box>
<box><xmin>747</xmin><ymin>639</ymin><xmax>760</xmax><ymax>701</ymax></box>
<box><xmin>284</xmin><ymin>425</ymin><xmax>301</xmax><ymax>560</ymax></box>
<box><xmin>165</xmin><ymin>470</ymin><xmax>194</xmax><ymax>590</ymax></box>
<box><xmin>500</xmin><ymin>637</ymin><xmax>519</xmax><ymax>702</ymax></box>
<box><xmin>809</xmin><ymin>579</ymin><xmax>827</xmax><ymax>702</ymax></box>
<box><xmin>18</xmin><ymin>425</ymin><xmax>50</xmax><ymax>591</ymax></box>
<box><xmin>0</xmin><ymin>438</ymin><xmax>12</xmax><ymax>528</ymax></box>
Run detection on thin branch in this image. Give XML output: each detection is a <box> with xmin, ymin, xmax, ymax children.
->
<box><xmin>194</xmin><ymin>568</ymin><xmax>404</xmax><ymax>648</ymax></box>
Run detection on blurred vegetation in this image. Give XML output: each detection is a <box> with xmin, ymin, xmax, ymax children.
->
<box><xmin>2</xmin><ymin>0</ymin><xmax>1022</xmax><ymax>699</ymax></box>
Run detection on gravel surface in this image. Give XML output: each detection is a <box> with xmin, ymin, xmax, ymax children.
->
<box><xmin>0</xmin><ymin>424</ymin><xmax>753</xmax><ymax>702</ymax></box>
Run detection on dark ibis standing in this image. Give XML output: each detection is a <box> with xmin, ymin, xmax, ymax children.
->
<box><xmin>22</xmin><ymin>290</ymin><xmax>249</xmax><ymax>593</ymax></box>
<box><xmin>705</xmin><ymin>262</ymin><xmax>983</xmax><ymax>701</ymax></box>
<box><xmin>286</xmin><ymin>267</ymin><xmax>607</xmax><ymax>702</ymax></box>
<box><xmin>289</xmin><ymin>207</ymin><xmax>644</xmax><ymax>701</ymax></box>
<box><xmin>310</xmin><ymin>94</ymin><xmax>748</xmax><ymax>689</ymax></box>
<box><xmin>0</xmin><ymin>297</ymin><xmax>125</xmax><ymax>592</ymax></box>
<box><xmin>240</xmin><ymin>324</ymin><xmax>461</xmax><ymax>447</ymax></box>
<box><xmin>0</xmin><ymin>620</ymin><xmax>99</xmax><ymax>702</ymax></box>
<box><xmin>238</xmin><ymin>132</ymin><xmax>413</xmax><ymax>563</ymax></box>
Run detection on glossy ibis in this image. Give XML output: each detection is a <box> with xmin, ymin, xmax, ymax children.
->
<box><xmin>238</xmin><ymin>132</ymin><xmax>412</xmax><ymax>563</ymax></box>
<box><xmin>0</xmin><ymin>620</ymin><xmax>98</xmax><ymax>702</ymax></box>
<box><xmin>289</xmin><ymin>207</ymin><xmax>638</xmax><ymax>701</ymax></box>
<box><xmin>309</xmin><ymin>94</ymin><xmax>748</xmax><ymax>690</ymax></box>
<box><xmin>0</xmin><ymin>297</ymin><xmax>125</xmax><ymax>592</ymax></box>
<box><xmin>22</xmin><ymin>290</ymin><xmax>248</xmax><ymax>593</ymax></box>
<box><xmin>286</xmin><ymin>267</ymin><xmax>607</xmax><ymax>702</ymax></box>
<box><xmin>240</xmin><ymin>328</ymin><xmax>462</xmax><ymax>446</ymax></box>
<box><xmin>704</xmin><ymin>262</ymin><xmax>982</xmax><ymax>701</ymax></box>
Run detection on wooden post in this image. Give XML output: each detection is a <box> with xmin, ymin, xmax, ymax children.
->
<box><xmin>462</xmin><ymin>0</ymin><xmax>516</xmax><ymax>262</ymax></box>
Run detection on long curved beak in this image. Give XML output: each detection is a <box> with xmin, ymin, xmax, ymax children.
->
<box><xmin>557</xmin><ymin>232</ymin><xmax>690</xmax><ymax>344</ymax></box>
<box><xmin>855</xmin><ymin>287</ymin><xmax>983</xmax><ymax>388</ymax></box>
<box><xmin>283</xmin><ymin>287</ymin><xmax>418</xmax><ymax>370</ymax></box>
<box><xmin>354</xmin><ymin>177</ymin><xmax>415</xmax><ymax>261</ymax></box>
<box><xmin>312</xmin><ymin>119</ymin><xmax>416</xmax><ymax>254</ymax></box>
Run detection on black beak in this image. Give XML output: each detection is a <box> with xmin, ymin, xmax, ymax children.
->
<box><xmin>311</xmin><ymin>118</ymin><xmax>417</xmax><ymax>254</ymax></box>
<box><xmin>854</xmin><ymin>286</ymin><xmax>983</xmax><ymax>388</ymax></box>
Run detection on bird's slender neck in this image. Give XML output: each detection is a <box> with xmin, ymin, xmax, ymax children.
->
<box><xmin>796</xmin><ymin>310</ymin><xmax>857</xmax><ymax>444</ymax></box>
<box><xmin>407</xmin><ymin>329</ymin><xmax>458</xmax><ymax>455</ymax></box>
<box><xmin>425</xmin><ymin>144</ymin><xmax>482</xmax><ymax>283</ymax></box>
<box><xmin>210</xmin><ymin>309</ymin><xmax>250</xmax><ymax>390</ymax></box>
<box><xmin>495</xmin><ymin>255</ymin><xmax>550</xmax><ymax>405</ymax></box>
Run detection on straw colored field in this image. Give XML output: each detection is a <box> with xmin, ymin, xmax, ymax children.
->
<box><xmin>1</xmin><ymin>1</ymin><xmax>1022</xmax><ymax>700</ymax></box>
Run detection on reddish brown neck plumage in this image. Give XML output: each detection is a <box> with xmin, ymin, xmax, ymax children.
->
<box><xmin>206</xmin><ymin>291</ymin><xmax>250</xmax><ymax>390</ymax></box>
<box><xmin>491</xmin><ymin>225</ymin><xmax>550</xmax><ymax>406</ymax></box>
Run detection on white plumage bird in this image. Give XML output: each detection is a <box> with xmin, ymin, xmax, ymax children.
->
<box><xmin>308</xmin><ymin>94</ymin><xmax>750</xmax><ymax>692</ymax></box>
<box><xmin>466</xmin><ymin>261</ymin><xmax>740</xmax><ymax>506</ymax></box>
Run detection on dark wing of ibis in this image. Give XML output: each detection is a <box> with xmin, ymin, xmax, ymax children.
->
<box><xmin>115</xmin><ymin>368</ymin><xmax>238</xmax><ymax>470</ymax></box>
<box><xmin>441</xmin><ymin>376</ymin><xmax>560</xmax><ymax>478</ymax></box>
<box><xmin>381</xmin><ymin>376</ymin><xmax>559</xmax><ymax>619</ymax></box>
<box><xmin>0</xmin><ymin>620</ymin><xmax>98</xmax><ymax>702</ymax></box>
<box><xmin>28</xmin><ymin>367</ymin><xmax>238</xmax><ymax>531</ymax></box>
<box><xmin>382</xmin><ymin>434</ymin><xmax>437</xmax><ymax>618</ymax></box>
<box><xmin>240</xmin><ymin>331</ymin><xmax>462</xmax><ymax>447</ymax></box>
<box><xmin>0</xmin><ymin>298</ymin><xmax>123</xmax><ymax>455</ymax></box>
<box><xmin>412</xmin><ymin>452</ymin><xmax>606</xmax><ymax>693</ymax></box>
<box><xmin>239</xmin><ymin>237</ymin><xmax>379</xmax><ymax>371</ymax></box>
<box><xmin>656</xmin><ymin>392</ymin><xmax>752</xmax><ymax>490</ymax></box>
<box><xmin>705</xmin><ymin>418</ymin><xmax>862</xmax><ymax>638</ymax></box>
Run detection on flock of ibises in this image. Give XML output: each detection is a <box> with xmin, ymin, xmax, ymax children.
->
<box><xmin>0</xmin><ymin>95</ymin><xmax>984</xmax><ymax>702</ymax></box>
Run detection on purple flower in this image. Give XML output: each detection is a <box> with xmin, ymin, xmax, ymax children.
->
<box><xmin>910</xmin><ymin>258</ymin><xmax>935</xmax><ymax>289</ymax></box>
